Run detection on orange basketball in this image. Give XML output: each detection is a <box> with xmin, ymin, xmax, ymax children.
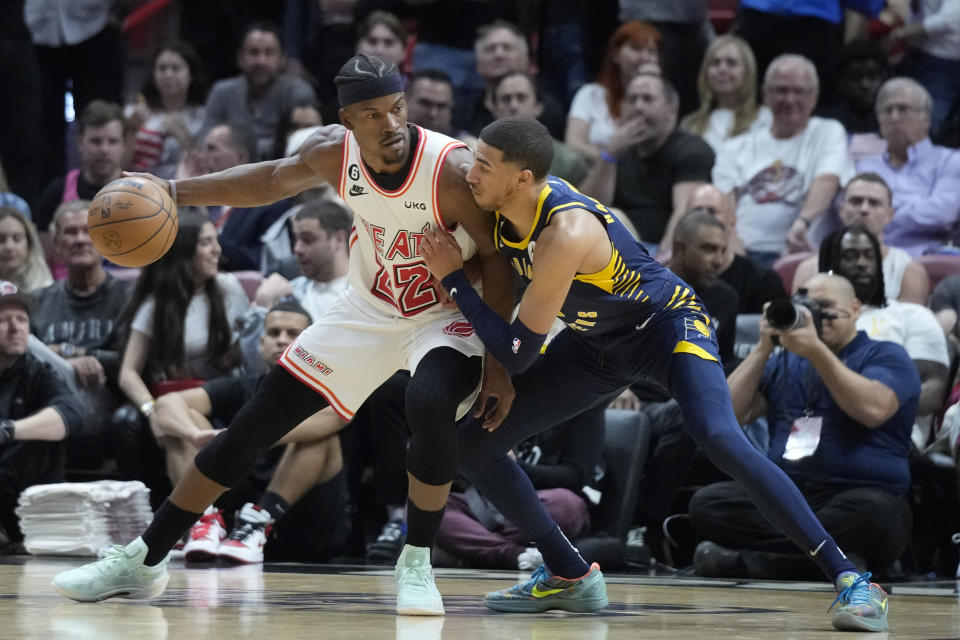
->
<box><xmin>88</xmin><ymin>177</ymin><xmax>179</xmax><ymax>267</ymax></box>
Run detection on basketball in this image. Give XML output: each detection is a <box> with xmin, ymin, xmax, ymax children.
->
<box><xmin>88</xmin><ymin>177</ymin><xmax>179</xmax><ymax>267</ymax></box>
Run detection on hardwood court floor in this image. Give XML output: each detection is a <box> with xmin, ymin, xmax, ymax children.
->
<box><xmin>2</xmin><ymin>557</ymin><xmax>958</xmax><ymax>639</ymax></box>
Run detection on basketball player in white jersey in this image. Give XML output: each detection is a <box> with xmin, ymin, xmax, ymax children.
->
<box><xmin>52</xmin><ymin>54</ymin><xmax>515</xmax><ymax>616</ymax></box>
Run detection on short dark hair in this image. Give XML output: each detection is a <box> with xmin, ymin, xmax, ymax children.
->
<box><xmin>357</xmin><ymin>10</ymin><xmax>407</xmax><ymax>44</ymax></box>
<box><xmin>632</xmin><ymin>70</ymin><xmax>678</xmax><ymax>106</ymax></box>
<box><xmin>408</xmin><ymin>68</ymin><xmax>453</xmax><ymax>91</ymax></box>
<box><xmin>295</xmin><ymin>199</ymin><xmax>353</xmax><ymax>236</ymax></box>
<box><xmin>240</xmin><ymin>21</ymin><xmax>284</xmax><ymax>51</ymax></box>
<box><xmin>819</xmin><ymin>223</ymin><xmax>887</xmax><ymax>307</ymax></box>
<box><xmin>78</xmin><ymin>100</ymin><xmax>124</xmax><ymax>136</ymax></box>
<box><xmin>476</xmin><ymin>20</ymin><xmax>526</xmax><ymax>47</ymax></box>
<box><xmin>491</xmin><ymin>70</ymin><xmax>541</xmax><ymax>105</ymax></box>
<box><xmin>844</xmin><ymin>172</ymin><xmax>892</xmax><ymax>206</ymax></box>
<box><xmin>215</xmin><ymin>122</ymin><xmax>258</xmax><ymax>162</ymax></box>
<box><xmin>674</xmin><ymin>208</ymin><xmax>726</xmax><ymax>244</ymax></box>
<box><xmin>267</xmin><ymin>297</ymin><xmax>312</xmax><ymax>324</ymax></box>
<box><xmin>837</xmin><ymin>39</ymin><xmax>891</xmax><ymax>77</ymax></box>
<box><xmin>479</xmin><ymin>116</ymin><xmax>553</xmax><ymax>181</ymax></box>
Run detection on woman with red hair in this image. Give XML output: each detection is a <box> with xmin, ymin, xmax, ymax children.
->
<box><xmin>565</xmin><ymin>21</ymin><xmax>661</xmax><ymax>163</ymax></box>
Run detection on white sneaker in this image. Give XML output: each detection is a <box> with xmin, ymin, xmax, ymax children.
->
<box><xmin>218</xmin><ymin>503</ymin><xmax>273</xmax><ymax>564</ymax></box>
<box><xmin>517</xmin><ymin>546</ymin><xmax>543</xmax><ymax>570</ymax></box>
<box><xmin>395</xmin><ymin>544</ymin><xmax>444</xmax><ymax>616</ymax></box>
<box><xmin>183</xmin><ymin>507</ymin><xmax>226</xmax><ymax>562</ymax></box>
<box><xmin>51</xmin><ymin>537</ymin><xmax>170</xmax><ymax>602</ymax></box>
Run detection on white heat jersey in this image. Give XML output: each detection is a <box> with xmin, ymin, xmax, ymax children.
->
<box><xmin>338</xmin><ymin>125</ymin><xmax>477</xmax><ymax>319</ymax></box>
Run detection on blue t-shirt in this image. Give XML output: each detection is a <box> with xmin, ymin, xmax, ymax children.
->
<box><xmin>761</xmin><ymin>331</ymin><xmax>919</xmax><ymax>493</ymax></box>
<box><xmin>740</xmin><ymin>0</ymin><xmax>883</xmax><ymax>25</ymax></box>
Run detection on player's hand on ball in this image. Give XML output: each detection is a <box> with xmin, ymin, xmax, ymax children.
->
<box><xmin>420</xmin><ymin>226</ymin><xmax>463</xmax><ymax>279</ymax></box>
<box><xmin>121</xmin><ymin>171</ymin><xmax>171</xmax><ymax>196</ymax></box>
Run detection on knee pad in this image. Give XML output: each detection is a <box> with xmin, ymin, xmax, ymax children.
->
<box><xmin>404</xmin><ymin>390</ymin><xmax>458</xmax><ymax>486</ymax></box>
<box><xmin>194</xmin><ymin>429</ymin><xmax>260</xmax><ymax>489</ymax></box>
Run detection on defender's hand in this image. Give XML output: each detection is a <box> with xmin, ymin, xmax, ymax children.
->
<box><xmin>420</xmin><ymin>225</ymin><xmax>464</xmax><ymax>280</ymax></box>
<box><xmin>474</xmin><ymin>358</ymin><xmax>515</xmax><ymax>431</ymax></box>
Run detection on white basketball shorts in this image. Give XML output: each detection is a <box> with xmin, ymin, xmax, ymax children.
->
<box><xmin>278</xmin><ymin>288</ymin><xmax>484</xmax><ymax>421</ymax></box>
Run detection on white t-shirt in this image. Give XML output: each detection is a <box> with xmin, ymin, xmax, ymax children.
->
<box><xmin>857</xmin><ymin>300</ymin><xmax>949</xmax><ymax>366</ymax></box>
<box><xmin>713</xmin><ymin>116</ymin><xmax>854</xmax><ymax>254</ymax></box>
<box><xmin>701</xmin><ymin>106</ymin><xmax>773</xmax><ymax>153</ymax></box>
<box><xmin>568</xmin><ymin>83</ymin><xmax>617</xmax><ymax>149</ymax></box>
<box><xmin>292</xmin><ymin>274</ymin><xmax>349</xmax><ymax>323</ymax></box>
<box><xmin>883</xmin><ymin>246</ymin><xmax>913</xmax><ymax>302</ymax></box>
<box><xmin>132</xmin><ymin>272</ymin><xmax>250</xmax><ymax>379</ymax></box>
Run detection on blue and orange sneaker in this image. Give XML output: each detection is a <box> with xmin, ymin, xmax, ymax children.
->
<box><xmin>829</xmin><ymin>571</ymin><xmax>889</xmax><ymax>632</ymax></box>
<box><xmin>483</xmin><ymin>562</ymin><xmax>608</xmax><ymax>613</ymax></box>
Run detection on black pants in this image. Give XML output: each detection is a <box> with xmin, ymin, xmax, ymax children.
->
<box><xmin>689</xmin><ymin>480</ymin><xmax>911</xmax><ymax>578</ymax></box>
<box><xmin>646</xmin><ymin>21</ymin><xmax>709</xmax><ymax>118</ymax></box>
<box><xmin>735</xmin><ymin>8</ymin><xmax>842</xmax><ymax>109</ymax></box>
<box><xmin>345</xmin><ymin>371</ymin><xmax>411</xmax><ymax>508</ymax></box>
<box><xmin>35</xmin><ymin>25</ymin><xmax>124</xmax><ymax>183</ymax></box>
<box><xmin>0</xmin><ymin>440</ymin><xmax>66</xmax><ymax>541</ymax></box>
<box><xmin>0</xmin><ymin>36</ymin><xmax>43</xmax><ymax>206</ymax></box>
<box><xmin>634</xmin><ymin>400</ymin><xmax>697</xmax><ymax>526</ymax></box>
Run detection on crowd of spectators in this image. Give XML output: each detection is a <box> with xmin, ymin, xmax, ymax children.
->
<box><xmin>0</xmin><ymin>0</ymin><xmax>959</xmax><ymax>580</ymax></box>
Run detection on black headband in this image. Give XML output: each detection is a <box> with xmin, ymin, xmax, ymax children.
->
<box><xmin>337</xmin><ymin>73</ymin><xmax>404</xmax><ymax>107</ymax></box>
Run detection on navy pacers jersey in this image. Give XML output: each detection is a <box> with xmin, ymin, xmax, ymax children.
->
<box><xmin>494</xmin><ymin>177</ymin><xmax>707</xmax><ymax>338</ymax></box>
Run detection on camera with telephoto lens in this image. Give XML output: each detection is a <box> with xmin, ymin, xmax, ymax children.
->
<box><xmin>765</xmin><ymin>289</ymin><xmax>826</xmax><ymax>338</ymax></box>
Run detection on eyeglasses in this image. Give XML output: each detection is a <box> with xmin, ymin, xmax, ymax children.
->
<box><xmin>766</xmin><ymin>85</ymin><xmax>814</xmax><ymax>98</ymax></box>
<box><xmin>877</xmin><ymin>103</ymin><xmax>923</xmax><ymax>118</ymax></box>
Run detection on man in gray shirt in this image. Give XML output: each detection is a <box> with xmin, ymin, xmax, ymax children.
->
<box><xmin>202</xmin><ymin>21</ymin><xmax>317</xmax><ymax>160</ymax></box>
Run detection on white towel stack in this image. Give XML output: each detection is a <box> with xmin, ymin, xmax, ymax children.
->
<box><xmin>15</xmin><ymin>480</ymin><xmax>154</xmax><ymax>556</ymax></box>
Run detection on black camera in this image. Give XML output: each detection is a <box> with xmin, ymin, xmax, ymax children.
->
<box><xmin>765</xmin><ymin>289</ymin><xmax>827</xmax><ymax>337</ymax></box>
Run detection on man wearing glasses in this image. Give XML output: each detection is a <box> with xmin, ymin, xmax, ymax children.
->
<box><xmin>713</xmin><ymin>54</ymin><xmax>854</xmax><ymax>266</ymax></box>
<box><xmin>856</xmin><ymin>77</ymin><xmax>960</xmax><ymax>257</ymax></box>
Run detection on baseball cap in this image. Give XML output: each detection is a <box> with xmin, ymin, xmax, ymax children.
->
<box><xmin>0</xmin><ymin>281</ymin><xmax>33</xmax><ymax>313</ymax></box>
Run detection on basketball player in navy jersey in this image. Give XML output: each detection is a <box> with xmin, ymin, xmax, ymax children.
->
<box><xmin>420</xmin><ymin>115</ymin><xmax>889</xmax><ymax>632</ymax></box>
<box><xmin>52</xmin><ymin>55</ymin><xmax>518</xmax><ymax>616</ymax></box>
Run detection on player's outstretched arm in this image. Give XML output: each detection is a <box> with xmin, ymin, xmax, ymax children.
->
<box><xmin>125</xmin><ymin>125</ymin><xmax>348</xmax><ymax>208</ymax></box>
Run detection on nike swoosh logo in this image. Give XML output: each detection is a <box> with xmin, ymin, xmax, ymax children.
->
<box><xmin>531</xmin><ymin>585</ymin><xmax>565</xmax><ymax>598</ymax></box>
<box><xmin>874</xmin><ymin>598</ymin><xmax>887</xmax><ymax>611</ymax></box>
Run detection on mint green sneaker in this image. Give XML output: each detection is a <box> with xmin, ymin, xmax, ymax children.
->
<box><xmin>829</xmin><ymin>571</ymin><xmax>889</xmax><ymax>632</ymax></box>
<box><xmin>395</xmin><ymin>544</ymin><xmax>444</xmax><ymax>616</ymax></box>
<box><xmin>51</xmin><ymin>537</ymin><xmax>170</xmax><ymax>602</ymax></box>
<box><xmin>484</xmin><ymin>562</ymin><xmax>608</xmax><ymax>613</ymax></box>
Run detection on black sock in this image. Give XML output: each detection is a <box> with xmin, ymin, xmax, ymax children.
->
<box><xmin>142</xmin><ymin>500</ymin><xmax>203</xmax><ymax>566</ymax></box>
<box><xmin>257</xmin><ymin>491</ymin><xmax>290</xmax><ymax>522</ymax></box>
<box><xmin>405</xmin><ymin>501</ymin><xmax>444</xmax><ymax>549</ymax></box>
<box><xmin>536</xmin><ymin>525</ymin><xmax>589</xmax><ymax>578</ymax></box>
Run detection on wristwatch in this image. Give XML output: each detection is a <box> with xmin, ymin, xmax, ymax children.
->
<box><xmin>60</xmin><ymin>343</ymin><xmax>78</xmax><ymax>358</ymax></box>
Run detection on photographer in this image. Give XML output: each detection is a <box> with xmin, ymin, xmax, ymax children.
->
<box><xmin>689</xmin><ymin>273</ymin><xmax>918</xmax><ymax>580</ymax></box>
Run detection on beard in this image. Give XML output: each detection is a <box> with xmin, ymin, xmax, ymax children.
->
<box><xmin>851</xmin><ymin>274</ymin><xmax>879</xmax><ymax>305</ymax></box>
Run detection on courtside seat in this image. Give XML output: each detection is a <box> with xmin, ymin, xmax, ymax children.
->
<box><xmin>916</xmin><ymin>254</ymin><xmax>960</xmax><ymax>292</ymax></box>
<box><xmin>772</xmin><ymin>252</ymin><xmax>814</xmax><ymax>293</ymax></box>
<box><xmin>234</xmin><ymin>270</ymin><xmax>264</xmax><ymax>302</ymax></box>
<box><xmin>575</xmin><ymin>409</ymin><xmax>652</xmax><ymax>569</ymax></box>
